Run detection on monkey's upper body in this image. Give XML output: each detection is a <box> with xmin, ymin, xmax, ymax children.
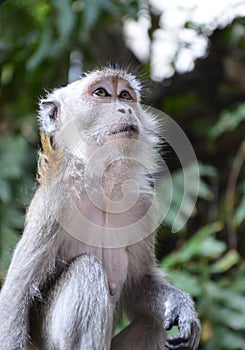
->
<box><xmin>0</xmin><ymin>68</ymin><xmax>201</xmax><ymax>350</ymax></box>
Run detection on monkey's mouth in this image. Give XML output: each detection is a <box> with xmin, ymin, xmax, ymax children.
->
<box><xmin>109</xmin><ymin>124</ymin><xmax>139</xmax><ymax>138</ymax></box>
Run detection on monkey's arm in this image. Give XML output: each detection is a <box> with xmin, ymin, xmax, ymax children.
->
<box><xmin>127</xmin><ymin>270</ymin><xmax>201</xmax><ymax>350</ymax></box>
<box><xmin>0</xmin><ymin>189</ymin><xmax>60</xmax><ymax>350</ymax></box>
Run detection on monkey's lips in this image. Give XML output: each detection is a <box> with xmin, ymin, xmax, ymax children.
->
<box><xmin>109</xmin><ymin>124</ymin><xmax>139</xmax><ymax>138</ymax></box>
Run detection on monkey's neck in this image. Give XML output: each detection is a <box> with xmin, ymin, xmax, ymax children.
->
<box><xmin>49</xmin><ymin>155</ymin><xmax>154</xmax><ymax>230</ymax></box>
<box><xmin>89</xmin><ymin>159</ymin><xmax>150</xmax><ymax>191</ymax></box>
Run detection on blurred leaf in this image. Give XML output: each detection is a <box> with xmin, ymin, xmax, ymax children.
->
<box><xmin>162</xmin><ymin>92</ymin><xmax>198</xmax><ymax>115</ymax></box>
<box><xmin>210</xmin><ymin>250</ymin><xmax>240</xmax><ymax>273</ymax></box>
<box><xmin>213</xmin><ymin>306</ymin><xmax>245</xmax><ymax>330</ymax></box>
<box><xmin>35</xmin><ymin>2</ymin><xmax>51</xmax><ymax>23</ymax></box>
<box><xmin>83</xmin><ymin>0</ymin><xmax>104</xmax><ymax>30</ymax></box>
<box><xmin>0</xmin><ymin>179</ymin><xmax>11</xmax><ymax>203</ymax></box>
<box><xmin>165</xmin><ymin>271</ymin><xmax>201</xmax><ymax>296</ymax></box>
<box><xmin>206</xmin><ymin>281</ymin><xmax>245</xmax><ymax>311</ymax></box>
<box><xmin>158</xmin><ymin>162</ymin><xmax>215</xmax><ymax>232</ymax></box>
<box><xmin>210</xmin><ymin>103</ymin><xmax>245</xmax><ymax>139</ymax></box>
<box><xmin>198</xmin><ymin>163</ymin><xmax>216</xmax><ymax>200</ymax></box>
<box><xmin>5</xmin><ymin>207</ymin><xmax>25</xmax><ymax>229</ymax></box>
<box><xmin>0</xmin><ymin>227</ymin><xmax>19</xmax><ymax>273</ymax></box>
<box><xmin>54</xmin><ymin>0</ymin><xmax>75</xmax><ymax>41</ymax></box>
<box><xmin>157</xmin><ymin>167</ymin><xmax>192</xmax><ymax>232</ymax></box>
<box><xmin>198</xmin><ymin>179</ymin><xmax>213</xmax><ymax>200</ymax></box>
<box><xmin>235</xmin><ymin>190</ymin><xmax>245</xmax><ymax>226</ymax></box>
<box><xmin>199</xmin><ymin>236</ymin><xmax>226</xmax><ymax>258</ymax></box>
<box><xmin>27</xmin><ymin>25</ymin><xmax>53</xmax><ymax>71</ymax></box>
<box><xmin>161</xmin><ymin>222</ymin><xmax>224</xmax><ymax>268</ymax></box>
<box><xmin>198</xmin><ymin>163</ymin><xmax>217</xmax><ymax>178</ymax></box>
<box><xmin>1</xmin><ymin>63</ymin><xmax>14</xmax><ymax>85</ymax></box>
<box><xmin>0</xmin><ymin>136</ymin><xmax>29</xmax><ymax>180</ymax></box>
<box><xmin>212</xmin><ymin>327</ymin><xmax>245</xmax><ymax>349</ymax></box>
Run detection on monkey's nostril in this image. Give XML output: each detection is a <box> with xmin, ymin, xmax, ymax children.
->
<box><xmin>118</xmin><ymin>108</ymin><xmax>126</xmax><ymax>114</ymax></box>
<box><xmin>128</xmin><ymin>108</ymin><xmax>132</xmax><ymax>114</ymax></box>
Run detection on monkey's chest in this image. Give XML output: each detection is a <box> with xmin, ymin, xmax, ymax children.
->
<box><xmin>57</xmin><ymin>191</ymin><xmax>152</xmax><ymax>302</ymax></box>
<box><xmin>60</xmin><ymin>189</ymin><xmax>153</xmax><ymax>247</ymax></box>
<box><xmin>58</xmin><ymin>235</ymin><xmax>128</xmax><ymax>303</ymax></box>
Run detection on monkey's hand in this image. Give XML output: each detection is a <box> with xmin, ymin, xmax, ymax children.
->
<box><xmin>163</xmin><ymin>289</ymin><xmax>201</xmax><ymax>350</ymax></box>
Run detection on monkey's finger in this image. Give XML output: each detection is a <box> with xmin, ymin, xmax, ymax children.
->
<box><xmin>180</xmin><ymin>319</ymin><xmax>201</xmax><ymax>349</ymax></box>
<box><xmin>166</xmin><ymin>321</ymin><xmax>201</xmax><ymax>350</ymax></box>
<box><xmin>166</xmin><ymin>335</ymin><xmax>200</xmax><ymax>350</ymax></box>
<box><xmin>165</xmin><ymin>336</ymin><xmax>190</xmax><ymax>350</ymax></box>
<box><xmin>164</xmin><ymin>316</ymin><xmax>178</xmax><ymax>330</ymax></box>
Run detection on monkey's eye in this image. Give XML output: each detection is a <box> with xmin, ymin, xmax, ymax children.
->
<box><xmin>93</xmin><ymin>88</ymin><xmax>110</xmax><ymax>97</ymax></box>
<box><xmin>119</xmin><ymin>90</ymin><xmax>132</xmax><ymax>101</ymax></box>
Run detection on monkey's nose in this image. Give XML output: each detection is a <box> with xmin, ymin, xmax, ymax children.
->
<box><xmin>117</xmin><ymin>108</ymin><xmax>132</xmax><ymax>115</ymax></box>
<box><xmin>117</xmin><ymin>108</ymin><xmax>126</xmax><ymax>114</ymax></box>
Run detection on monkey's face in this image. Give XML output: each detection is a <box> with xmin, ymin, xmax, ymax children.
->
<box><xmin>39</xmin><ymin>70</ymin><xmax>159</xmax><ymax>169</ymax></box>
<box><xmin>82</xmin><ymin>76</ymin><xmax>140</xmax><ymax>141</ymax></box>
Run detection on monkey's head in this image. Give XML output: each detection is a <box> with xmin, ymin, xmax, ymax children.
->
<box><xmin>38</xmin><ymin>68</ymin><xmax>160</xmax><ymax>178</ymax></box>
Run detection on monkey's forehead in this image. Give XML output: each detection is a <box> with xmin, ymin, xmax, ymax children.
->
<box><xmin>45</xmin><ymin>68</ymin><xmax>142</xmax><ymax>102</ymax></box>
<box><xmin>83</xmin><ymin>68</ymin><xmax>142</xmax><ymax>95</ymax></box>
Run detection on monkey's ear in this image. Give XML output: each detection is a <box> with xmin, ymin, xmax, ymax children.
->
<box><xmin>38</xmin><ymin>99</ymin><xmax>59</xmax><ymax>134</ymax></box>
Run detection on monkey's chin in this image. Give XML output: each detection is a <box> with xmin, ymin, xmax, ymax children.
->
<box><xmin>109</xmin><ymin>124</ymin><xmax>139</xmax><ymax>139</ymax></box>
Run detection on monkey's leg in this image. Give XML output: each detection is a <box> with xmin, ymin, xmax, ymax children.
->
<box><xmin>111</xmin><ymin>317</ymin><xmax>166</xmax><ymax>350</ymax></box>
<box><xmin>43</xmin><ymin>254</ymin><xmax>114</xmax><ymax>350</ymax></box>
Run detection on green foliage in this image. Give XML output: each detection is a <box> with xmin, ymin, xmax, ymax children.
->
<box><xmin>236</xmin><ymin>182</ymin><xmax>245</xmax><ymax>226</ymax></box>
<box><xmin>162</xmin><ymin>92</ymin><xmax>198</xmax><ymax>116</ymax></box>
<box><xmin>210</xmin><ymin>103</ymin><xmax>245</xmax><ymax>139</ymax></box>
<box><xmin>0</xmin><ymin>135</ymin><xmax>35</xmax><ymax>273</ymax></box>
<box><xmin>157</xmin><ymin>162</ymin><xmax>214</xmax><ymax>233</ymax></box>
<box><xmin>209</xmin><ymin>104</ymin><xmax>245</xmax><ymax>236</ymax></box>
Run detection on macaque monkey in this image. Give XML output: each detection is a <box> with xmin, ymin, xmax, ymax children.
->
<box><xmin>0</xmin><ymin>67</ymin><xmax>201</xmax><ymax>350</ymax></box>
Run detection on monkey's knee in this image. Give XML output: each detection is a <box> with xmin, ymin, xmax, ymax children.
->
<box><xmin>44</xmin><ymin>254</ymin><xmax>113</xmax><ymax>350</ymax></box>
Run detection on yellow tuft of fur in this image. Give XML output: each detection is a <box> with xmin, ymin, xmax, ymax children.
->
<box><xmin>37</xmin><ymin>131</ymin><xmax>63</xmax><ymax>184</ymax></box>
